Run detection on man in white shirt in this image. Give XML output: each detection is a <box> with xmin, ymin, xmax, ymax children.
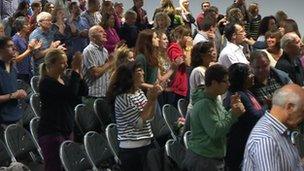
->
<box><xmin>218</xmin><ymin>23</ymin><xmax>249</xmax><ymax>68</ymax></box>
<box><xmin>193</xmin><ymin>18</ymin><xmax>216</xmax><ymax>45</ymax></box>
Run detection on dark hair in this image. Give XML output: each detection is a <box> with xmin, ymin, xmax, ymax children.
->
<box><xmin>31</xmin><ymin>1</ymin><xmax>42</xmax><ymax>9</ymax></box>
<box><xmin>249</xmin><ymin>50</ymin><xmax>270</xmax><ymax>65</ymax></box>
<box><xmin>200</xmin><ymin>16</ymin><xmax>215</xmax><ymax>31</ymax></box>
<box><xmin>258</xmin><ymin>16</ymin><xmax>277</xmax><ymax>36</ymax></box>
<box><xmin>191</xmin><ymin>41</ymin><xmax>213</xmax><ymax>67</ymax></box>
<box><xmin>135</xmin><ymin>29</ymin><xmax>158</xmax><ymax>67</ymax></box>
<box><xmin>224</xmin><ymin>22</ymin><xmax>237</xmax><ymax>41</ymax></box>
<box><xmin>69</xmin><ymin>2</ymin><xmax>78</xmax><ymax>11</ymax></box>
<box><xmin>14</xmin><ymin>16</ymin><xmax>28</xmax><ymax>32</ymax></box>
<box><xmin>284</xmin><ymin>18</ymin><xmax>301</xmax><ymax>38</ymax></box>
<box><xmin>228</xmin><ymin>63</ymin><xmax>250</xmax><ymax>92</ymax></box>
<box><xmin>106</xmin><ymin>61</ymin><xmax>142</xmax><ymax>104</ymax></box>
<box><xmin>100</xmin><ymin>13</ymin><xmax>114</xmax><ymax>29</ymax></box>
<box><xmin>0</xmin><ymin>36</ymin><xmax>12</xmax><ymax>49</ymax></box>
<box><xmin>205</xmin><ymin>64</ymin><xmax>228</xmax><ymax>87</ymax></box>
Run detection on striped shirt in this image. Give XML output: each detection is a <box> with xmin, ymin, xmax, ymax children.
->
<box><xmin>115</xmin><ymin>90</ymin><xmax>153</xmax><ymax>148</ymax></box>
<box><xmin>242</xmin><ymin>112</ymin><xmax>304</xmax><ymax>171</ymax></box>
<box><xmin>83</xmin><ymin>42</ymin><xmax>110</xmax><ymax>97</ymax></box>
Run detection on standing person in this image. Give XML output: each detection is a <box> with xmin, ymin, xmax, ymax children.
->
<box><xmin>131</xmin><ymin>0</ymin><xmax>149</xmax><ymax>31</ymax></box>
<box><xmin>118</xmin><ymin>10</ymin><xmax>139</xmax><ymax>48</ymax></box>
<box><xmin>167</xmin><ymin>25</ymin><xmax>192</xmax><ymax>107</ymax></box>
<box><xmin>37</xmin><ymin>48</ymin><xmax>86</xmax><ymax>171</ymax></box>
<box><xmin>218</xmin><ymin>22</ymin><xmax>249</xmax><ymax>69</ymax></box>
<box><xmin>247</xmin><ymin>3</ymin><xmax>261</xmax><ymax>40</ymax></box>
<box><xmin>80</xmin><ymin>0</ymin><xmax>102</xmax><ymax>29</ymax></box>
<box><xmin>12</xmin><ymin>16</ymin><xmax>41</xmax><ymax>83</ymax></box>
<box><xmin>187</xmin><ymin>41</ymin><xmax>216</xmax><ymax>117</ymax></box>
<box><xmin>107</xmin><ymin>61</ymin><xmax>163</xmax><ymax>171</ymax></box>
<box><xmin>275</xmin><ymin>32</ymin><xmax>304</xmax><ymax>86</ymax></box>
<box><xmin>226</xmin><ymin>0</ymin><xmax>250</xmax><ymax>24</ymax></box>
<box><xmin>223</xmin><ymin>63</ymin><xmax>264</xmax><ymax>171</ymax></box>
<box><xmin>153</xmin><ymin>12</ymin><xmax>171</xmax><ymax>35</ymax></box>
<box><xmin>0</xmin><ymin>36</ymin><xmax>27</xmax><ymax>132</ymax></box>
<box><xmin>183</xmin><ymin>64</ymin><xmax>245</xmax><ymax>171</ymax></box>
<box><xmin>196</xmin><ymin>1</ymin><xmax>211</xmax><ymax>29</ymax></box>
<box><xmin>262</xmin><ymin>30</ymin><xmax>283</xmax><ymax>67</ymax></box>
<box><xmin>100</xmin><ymin>13</ymin><xmax>120</xmax><ymax>54</ymax></box>
<box><xmin>243</xmin><ymin>84</ymin><xmax>304</xmax><ymax>171</ymax></box>
<box><xmin>135</xmin><ymin>29</ymin><xmax>160</xmax><ymax>89</ymax></box>
<box><xmin>177</xmin><ymin>0</ymin><xmax>195</xmax><ymax>30</ymax></box>
<box><xmin>114</xmin><ymin>2</ymin><xmax>125</xmax><ymax>26</ymax></box>
<box><xmin>82</xmin><ymin>25</ymin><xmax>113</xmax><ymax>106</ymax></box>
<box><xmin>29</xmin><ymin>11</ymin><xmax>65</xmax><ymax>75</ymax></box>
<box><xmin>249</xmin><ymin>51</ymin><xmax>292</xmax><ymax>110</ymax></box>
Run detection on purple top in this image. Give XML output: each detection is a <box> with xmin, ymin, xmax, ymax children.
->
<box><xmin>12</xmin><ymin>34</ymin><xmax>32</xmax><ymax>76</ymax></box>
<box><xmin>104</xmin><ymin>28</ymin><xmax>120</xmax><ymax>54</ymax></box>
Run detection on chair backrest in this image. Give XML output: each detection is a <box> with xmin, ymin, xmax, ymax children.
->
<box><xmin>18</xmin><ymin>98</ymin><xmax>36</xmax><ymax>127</ymax></box>
<box><xmin>30</xmin><ymin>93</ymin><xmax>41</xmax><ymax>117</ymax></box>
<box><xmin>150</xmin><ymin>108</ymin><xmax>170</xmax><ymax>139</ymax></box>
<box><xmin>75</xmin><ymin>104</ymin><xmax>103</xmax><ymax>135</ymax></box>
<box><xmin>4</xmin><ymin>124</ymin><xmax>37</xmax><ymax>162</ymax></box>
<box><xmin>60</xmin><ymin>140</ymin><xmax>92</xmax><ymax>171</ymax></box>
<box><xmin>17</xmin><ymin>79</ymin><xmax>32</xmax><ymax>96</ymax></box>
<box><xmin>30</xmin><ymin>76</ymin><xmax>40</xmax><ymax>94</ymax></box>
<box><xmin>29</xmin><ymin>117</ymin><xmax>44</xmax><ymax>160</ymax></box>
<box><xmin>93</xmin><ymin>98</ymin><xmax>112</xmax><ymax>127</ymax></box>
<box><xmin>105</xmin><ymin>123</ymin><xmax>120</xmax><ymax>164</ymax></box>
<box><xmin>84</xmin><ymin>131</ymin><xmax>113</xmax><ymax>170</ymax></box>
<box><xmin>0</xmin><ymin>139</ymin><xmax>12</xmax><ymax>167</ymax></box>
<box><xmin>177</xmin><ymin>99</ymin><xmax>188</xmax><ymax>117</ymax></box>
<box><xmin>162</xmin><ymin>104</ymin><xmax>183</xmax><ymax>140</ymax></box>
<box><xmin>165</xmin><ymin>139</ymin><xmax>186</xmax><ymax>170</ymax></box>
<box><xmin>183</xmin><ymin>131</ymin><xmax>191</xmax><ymax>149</ymax></box>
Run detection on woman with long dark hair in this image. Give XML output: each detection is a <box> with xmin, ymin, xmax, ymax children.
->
<box><xmin>135</xmin><ymin>29</ymin><xmax>160</xmax><ymax>89</ymax></box>
<box><xmin>107</xmin><ymin>61</ymin><xmax>162</xmax><ymax>171</ymax></box>
<box><xmin>223</xmin><ymin>63</ymin><xmax>264</xmax><ymax>171</ymax></box>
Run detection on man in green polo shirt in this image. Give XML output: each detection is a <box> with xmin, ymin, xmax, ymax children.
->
<box><xmin>183</xmin><ymin>64</ymin><xmax>245</xmax><ymax>171</ymax></box>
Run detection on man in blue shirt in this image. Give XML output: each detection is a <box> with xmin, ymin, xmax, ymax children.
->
<box><xmin>0</xmin><ymin>36</ymin><xmax>27</xmax><ymax>131</ymax></box>
<box><xmin>243</xmin><ymin>84</ymin><xmax>304</xmax><ymax>171</ymax></box>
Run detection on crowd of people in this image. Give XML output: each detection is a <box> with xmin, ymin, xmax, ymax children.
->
<box><xmin>1</xmin><ymin>0</ymin><xmax>304</xmax><ymax>170</ymax></box>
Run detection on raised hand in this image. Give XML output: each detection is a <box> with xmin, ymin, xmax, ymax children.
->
<box><xmin>231</xmin><ymin>93</ymin><xmax>246</xmax><ymax>117</ymax></box>
<box><xmin>147</xmin><ymin>83</ymin><xmax>163</xmax><ymax>101</ymax></box>
<box><xmin>28</xmin><ymin>40</ymin><xmax>42</xmax><ymax>51</ymax></box>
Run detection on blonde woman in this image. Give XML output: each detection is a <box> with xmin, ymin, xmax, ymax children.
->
<box><xmin>37</xmin><ymin>49</ymin><xmax>87</xmax><ymax>171</ymax></box>
<box><xmin>177</xmin><ymin>0</ymin><xmax>195</xmax><ymax>29</ymax></box>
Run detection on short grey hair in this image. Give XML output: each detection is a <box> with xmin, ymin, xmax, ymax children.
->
<box><xmin>272</xmin><ymin>87</ymin><xmax>301</xmax><ymax>110</ymax></box>
<box><xmin>280</xmin><ymin>32</ymin><xmax>297</xmax><ymax>50</ymax></box>
<box><xmin>36</xmin><ymin>12</ymin><xmax>52</xmax><ymax>25</ymax></box>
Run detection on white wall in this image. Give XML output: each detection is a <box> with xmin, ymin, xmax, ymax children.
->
<box><xmin>111</xmin><ymin>0</ymin><xmax>304</xmax><ymax>36</ymax></box>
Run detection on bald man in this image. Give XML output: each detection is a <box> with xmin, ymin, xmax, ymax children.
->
<box><xmin>243</xmin><ymin>84</ymin><xmax>304</xmax><ymax>171</ymax></box>
<box><xmin>275</xmin><ymin>32</ymin><xmax>304</xmax><ymax>86</ymax></box>
<box><xmin>82</xmin><ymin>25</ymin><xmax>113</xmax><ymax>103</ymax></box>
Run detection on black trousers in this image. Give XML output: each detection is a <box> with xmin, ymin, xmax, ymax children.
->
<box><xmin>119</xmin><ymin>144</ymin><xmax>153</xmax><ymax>171</ymax></box>
<box><xmin>183</xmin><ymin>149</ymin><xmax>225</xmax><ymax>171</ymax></box>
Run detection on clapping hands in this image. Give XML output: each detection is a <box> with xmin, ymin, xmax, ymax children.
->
<box><xmin>147</xmin><ymin>82</ymin><xmax>163</xmax><ymax>101</ymax></box>
<box><xmin>231</xmin><ymin>93</ymin><xmax>246</xmax><ymax>117</ymax></box>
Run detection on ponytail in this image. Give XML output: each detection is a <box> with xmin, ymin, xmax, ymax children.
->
<box><xmin>39</xmin><ymin>63</ymin><xmax>48</xmax><ymax>79</ymax></box>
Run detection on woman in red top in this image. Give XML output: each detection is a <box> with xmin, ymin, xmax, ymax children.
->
<box><xmin>167</xmin><ymin>25</ymin><xmax>192</xmax><ymax>107</ymax></box>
